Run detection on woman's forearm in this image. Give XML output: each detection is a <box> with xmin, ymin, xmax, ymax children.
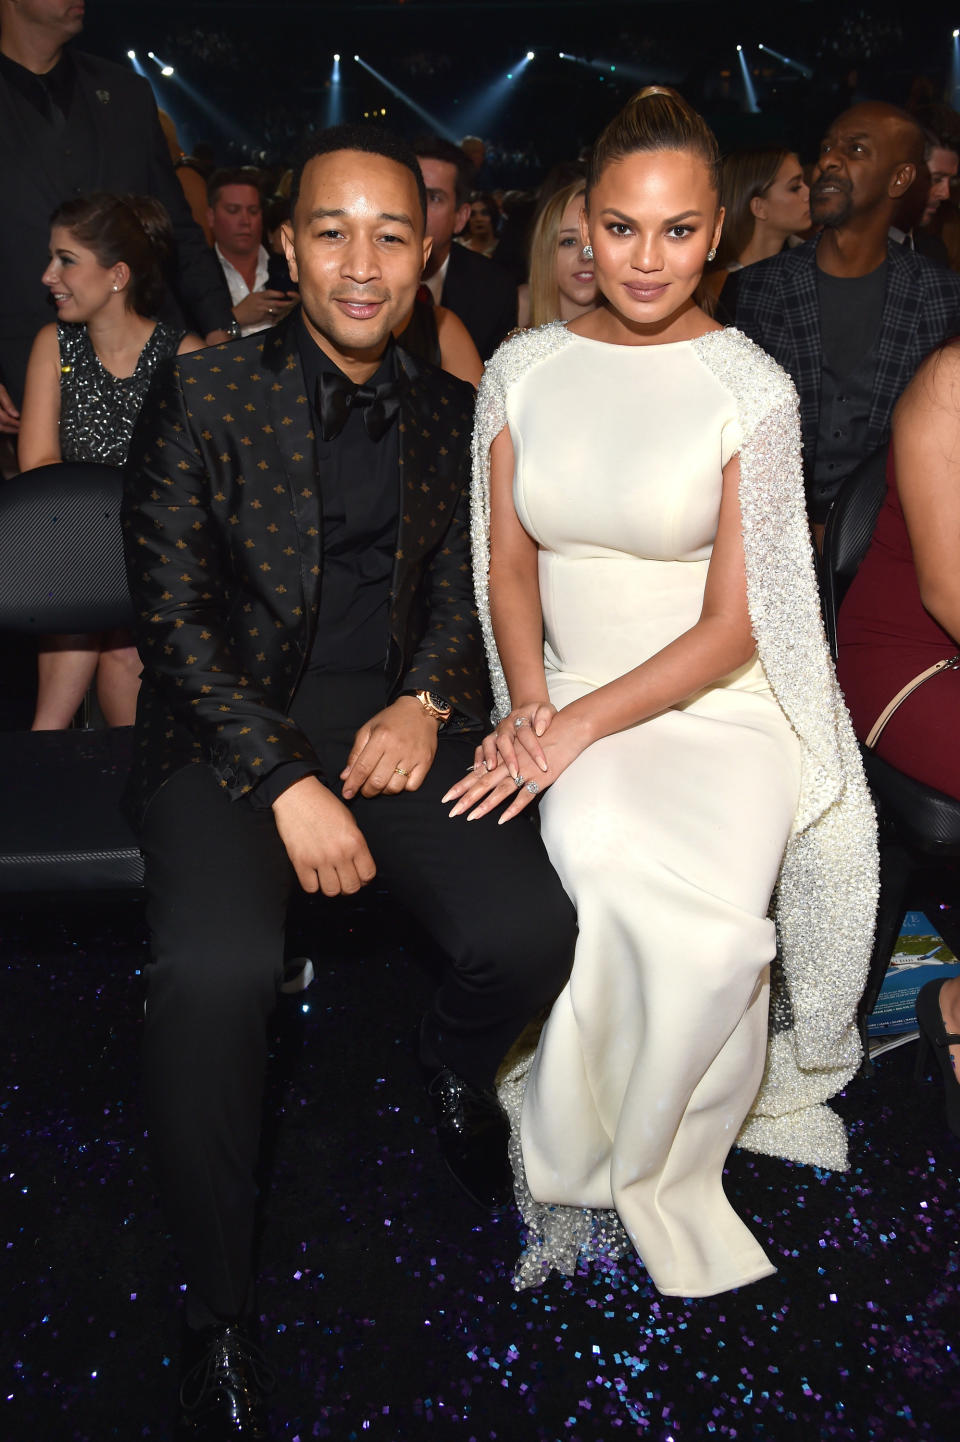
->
<box><xmin>488</xmin><ymin>556</ymin><xmax>551</xmax><ymax>706</ymax></box>
<box><xmin>562</xmin><ymin>614</ymin><xmax>756</xmax><ymax>745</ymax></box>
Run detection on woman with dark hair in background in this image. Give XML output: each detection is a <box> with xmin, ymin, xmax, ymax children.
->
<box><xmin>705</xmin><ymin>147</ymin><xmax>809</xmax><ymax>305</ymax></box>
<box><xmin>460</xmin><ymin>191</ymin><xmax>501</xmax><ymax>257</ymax></box>
<box><xmin>18</xmin><ymin>192</ymin><xmax>203</xmax><ymax>729</ymax></box>
<box><xmin>517</xmin><ymin>180</ymin><xmax>597</xmax><ymax>328</ymax></box>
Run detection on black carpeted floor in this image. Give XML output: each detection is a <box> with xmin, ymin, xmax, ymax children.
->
<box><xmin>2</xmin><ymin>895</ymin><xmax>958</xmax><ymax>1441</ymax></box>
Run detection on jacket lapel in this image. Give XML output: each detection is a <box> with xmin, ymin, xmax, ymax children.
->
<box><xmin>260</xmin><ymin>319</ymin><xmax>322</xmax><ymax>640</ymax></box>
<box><xmin>392</xmin><ymin>347</ymin><xmax>453</xmax><ymax>590</ymax></box>
<box><xmin>781</xmin><ymin>245</ymin><xmax>822</xmax><ymax>464</ymax></box>
<box><xmin>869</xmin><ymin>242</ymin><xmax>919</xmax><ymax>448</ymax></box>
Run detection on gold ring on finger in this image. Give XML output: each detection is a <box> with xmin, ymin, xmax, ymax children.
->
<box><xmin>395</xmin><ymin>765</ymin><xmax>409</xmax><ymax>777</ymax></box>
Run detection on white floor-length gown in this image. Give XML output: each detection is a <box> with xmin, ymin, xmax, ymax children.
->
<box><xmin>470</xmin><ymin>324</ymin><xmax>878</xmax><ymax>1299</ymax></box>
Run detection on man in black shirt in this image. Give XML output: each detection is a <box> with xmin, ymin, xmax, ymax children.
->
<box><xmin>727</xmin><ymin>101</ymin><xmax>960</xmax><ymax>542</ymax></box>
<box><xmin>0</xmin><ymin>0</ymin><xmax>233</xmax><ymax>425</ymax></box>
<box><xmin>123</xmin><ymin>125</ymin><xmax>574</xmax><ymax>1437</ymax></box>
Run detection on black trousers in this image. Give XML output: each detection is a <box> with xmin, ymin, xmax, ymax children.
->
<box><xmin>139</xmin><ymin>675</ymin><xmax>576</xmax><ymax>1324</ymax></box>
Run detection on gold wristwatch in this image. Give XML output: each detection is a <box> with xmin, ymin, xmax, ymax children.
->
<box><xmin>405</xmin><ymin>689</ymin><xmax>453</xmax><ymax>727</ymax></box>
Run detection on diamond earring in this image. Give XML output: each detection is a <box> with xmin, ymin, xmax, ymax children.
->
<box><xmin>581</xmin><ymin>244</ymin><xmax>594</xmax><ymax>260</ymax></box>
<box><xmin>706</xmin><ymin>248</ymin><xmax>717</xmax><ymax>262</ymax></box>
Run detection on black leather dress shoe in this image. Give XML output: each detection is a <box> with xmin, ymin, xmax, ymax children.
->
<box><xmin>177</xmin><ymin>1321</ymin><xmax>276</xmax><ymax>1440</ymax></box>
<box><xmin>424</xmin><ymin>1064</ymin><xmax>515</xmax><ymax>1212</ymax></box>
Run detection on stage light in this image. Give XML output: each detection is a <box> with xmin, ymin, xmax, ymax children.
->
<box><xmin>755</xmin><ymin>42</ymin><xmax>813</xmax><ymax>79</ymax></box>
<box><xmin>334</xmin><ymin>52</ymin><xmax>341</xmax><ymax>61</ymax></box>
<box><xmin>127</xmin><ymin>49</ymin><xmax>136</xmax><ymax>60</ymax></box>
<box><xmin>146</xmin><ymin>51</ymin><xmax>175</xmax><ymax>77</ymax></box>
<box><xmin>526</xmin><ymin>51</ymin><xmax>534</xmax><ymax>61</ymax></box>
<box><xmin>954</xmin><ymin>29</ymin><xmax>959</xmax><ymax>38</ymax></box>
<box><xmin>953</xmin><ymin>29</ymin><xmax>960</xmax><ymax>104</ymax></box>
<box><xmin>736</xmin><ymin>46</ymin><xmax>759</xmax><ymax>113</ymax></box>
<box><xmin>353</xmin><ymin>55</ymin><xmax>457</xmax><ymax>139</ymax></box>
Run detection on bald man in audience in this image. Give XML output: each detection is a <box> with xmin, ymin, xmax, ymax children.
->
<box><xmin>726</xmin><ymin>102</ymin><xmax>960</xmax><ymax>543</ymax></box>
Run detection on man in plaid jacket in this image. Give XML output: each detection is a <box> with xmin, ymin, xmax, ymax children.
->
<box><xmin>727</xmin><ymin>101</ymin><xmax>960</xmax><ymax>540</ymax></box>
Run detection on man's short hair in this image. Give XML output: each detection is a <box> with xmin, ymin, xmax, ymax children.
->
<box><xmin>289</xmin><ymin>125</ymin><xmax>427</xmax><ymax>224</ymax></box>
<box><xmin>914</xmin><ymin>109</ymin><xmax>960</xmax><ymax>161</ymax></box>
<box><xmin>207</xmin><ymin>167</ymin><xmax>264</xmax><ymax>208</ymax></box>
<box><xmin>412</xmin><ymin>135</ymin><xmax>474</xmax><ymax>208</ymax></box>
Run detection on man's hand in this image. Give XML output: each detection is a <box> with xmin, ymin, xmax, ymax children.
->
<box><xmin>0</xmin><ymin>382</ymin><xmax>20</xmax><ymax>435</ymax></box>
<box><xmin>232</xmin><ymin>290</ymin><xmax>299</xmax><ymax>330</ymax></box>
<box><xmin>272</xmin><ymin>775</ymin><xmax>376</xmax><ymax>896</ymax></box>
<box><xmin>340</xmin><ymin>696</ymin><xmax>440</xmax><ymax>799</ymax></box>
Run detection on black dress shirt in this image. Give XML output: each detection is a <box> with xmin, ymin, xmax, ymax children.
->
<box><xmin>297</xmin><ymin>320</ymin><xmax>400</xmax><ymax>673</ymax></box>
<box><xmin>0</xmin><ymin>47</ymin><xmax>97</xmax><ymax>201</ymax></box>
<box><xmin>250</xmin><ymin>322</ymin><xmax>402</xmax><ymax>807</ymax></box>
<box><xmin>811</xmin><ymin>263</ymin><xmax>887</xmax><ymax>520</ymax></box>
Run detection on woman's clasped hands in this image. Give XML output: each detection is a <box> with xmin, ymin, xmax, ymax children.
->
<box><xmin>441</xmin><ymin>700</ymin><xmax>590</xmax><ymax>823</ymax></box>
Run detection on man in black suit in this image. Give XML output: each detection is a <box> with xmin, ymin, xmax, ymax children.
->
<box><xmin>123</xmin><ymin>125</ymin><xmax>574</xmax><ymax>1438</ymax></box>
<box><xmin>0</xmin><ymin>0</ymin><xmax>233</xmax><ymax>430</ymax></box>
<box><xmin>414</xmin><ymin>135</ymin><xmax>517</xmax><ymax>359</ymax></box>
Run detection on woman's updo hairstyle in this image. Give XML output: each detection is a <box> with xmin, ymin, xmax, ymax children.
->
<box><xmin>586</xmin><ymin>86</ymin><xmax>722</xmax><ymax>205</ymax></box>
<box><xmin>49</xmin><ymin>192</ymin><xmax>174</xmax><ymax>318</ymax></box>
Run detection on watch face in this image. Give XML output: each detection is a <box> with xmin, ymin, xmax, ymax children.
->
<box><xmin>421</xmin><ymin>690</ymin><xmax>452</xmax><ymax>717</ymax></box>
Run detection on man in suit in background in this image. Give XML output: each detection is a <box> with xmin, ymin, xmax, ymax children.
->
<box><xmin>414</xmin><ymin>135</ymin><xmax>517</xmax><ymax>360</ymax></box>
<box><xmin>727</xmin><ymin>101</ymin><xmax>960</xmax><ymax>545</ymax></box>
<box><xmin>0</xmin><ymin>0</ymin><xmax>234</xmax><ymax>431</ymax></box>
<box><xmin>123</xmin><ymin>124</ymin><xmax>574</xmax><ymax>1438</ymax></box>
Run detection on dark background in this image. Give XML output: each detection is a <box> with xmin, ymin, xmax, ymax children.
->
<box><xmin>83</xmin><ymin>2</ymin><xmax>957</xmax><ymax>173</ymax></box>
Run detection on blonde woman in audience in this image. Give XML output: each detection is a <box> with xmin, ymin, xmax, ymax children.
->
<box><xmin>517</xmin><ymin>181</ymin><xmax>598</xmax><ymax>328</ymax></box>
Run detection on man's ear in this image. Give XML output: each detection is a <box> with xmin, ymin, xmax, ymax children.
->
<box><xmin>421</xmin><ymin>234</ymin><xmax>433</xmax><ymax>274</ymax></box>
<box><xmin>890</xmin><ymin>162</ymin><xmax>917</xmax><ymax>198</ymax></box>
<box><xmin>279</xmin><ymin>221</ymin><xmax>298</xmax><ymax>283</ymax></box>
<box><xmin>453</xmin><ymin>201</ymin><xmax>472</xmax><ymax>237</ymax></box>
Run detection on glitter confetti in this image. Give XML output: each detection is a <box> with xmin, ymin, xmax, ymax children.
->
<box><xmin>2</xmin><ymin>898</ymin><xmax>957</xmax><ymax>1438</ymax></box>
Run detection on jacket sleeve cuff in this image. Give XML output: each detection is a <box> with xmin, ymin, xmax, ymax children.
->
<box><xmin>248</xmin><ymin>761</ymin><xmax>319</xmax><ymax>810</ymax></box>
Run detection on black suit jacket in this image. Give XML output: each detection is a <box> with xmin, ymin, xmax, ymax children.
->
<box><xmin>121</xmin><ymin>315</ymin><xmax>490</xmax><ymax>825</ymax></box>
<box><xmin>0</xmin><ymin>48</ymin><xmax>233</xmax><ymax>402</ymax></box>
<box><xmin>440</xmin><ymin>244</ymin><xmax>517</xmax><ymax>361</ymax></box>
<box><xmin>728</xmin><ymin>236</ymin><xmax>960</xmax><ymax>477</ymax></box>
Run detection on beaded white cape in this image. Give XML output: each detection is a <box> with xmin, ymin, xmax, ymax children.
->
<box><xmin>471</xmin><ymin>323</ymin><xmax>879</xmax><ymax>1195</ymax></box>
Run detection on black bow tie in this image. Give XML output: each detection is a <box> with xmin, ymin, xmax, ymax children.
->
<box><xmin>316</xmin><ymin>369</ymin><xmax>402</xmax><ymax>443</ymax></box>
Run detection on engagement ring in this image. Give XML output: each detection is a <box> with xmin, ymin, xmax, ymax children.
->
<box><xmin>513</xmin><ymin>774</ymin><xmax>525</xmax><ymax>788</ymax></box>
<box><xmin>526</xmin><ymin>781</ymin><xmax>540</xmax><ymax>795</ymax></box>
<box><xmin>514</xmin><ymin>716</ymin><xmax>527</xmax><ymax>729</ymax></box>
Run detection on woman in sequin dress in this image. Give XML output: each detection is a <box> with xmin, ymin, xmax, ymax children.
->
<box><xmin>448</xmin><ymin>90</ymin><xmax>876</xmax><ymax>1298</ymax></box>
<box><xmin>18</xmin><ymin>193</ymin><xmax>203</xmax><ymax>729</ymax></box>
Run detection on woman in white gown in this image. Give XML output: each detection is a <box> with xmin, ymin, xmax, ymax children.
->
<box><xmin>444</xmin><ymin>89</ymin><xmax>877</xmax><ymax>1298</ymax></box>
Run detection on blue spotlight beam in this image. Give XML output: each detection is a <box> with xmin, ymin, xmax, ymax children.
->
<box><xmin>328</xmin><ymin>54</ymin><xmax>343</xmax><ymax>127</ymax></box>
<box><xmin>757</xmin><ymin>43</ymin><xmax>813</xmax><ymax>81</ymax></box>
<box><xmin>952</xmin><ymin>32</ymin><xmax>960</xmax><ymax>108</ymax></box>
<box><xmin>165</xmin><ymin>69</ymin><xmax>257</xmax><ymax>153</ymax></box>
<box><xmin>353</xmin><ymin>56</ymin><xmax>457</xmax><ymax>141</ymax></box>
<box><xmin>736</xmin><ymin>46</ymin><xmax>759</xmax><ymax>115</ymax></box>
